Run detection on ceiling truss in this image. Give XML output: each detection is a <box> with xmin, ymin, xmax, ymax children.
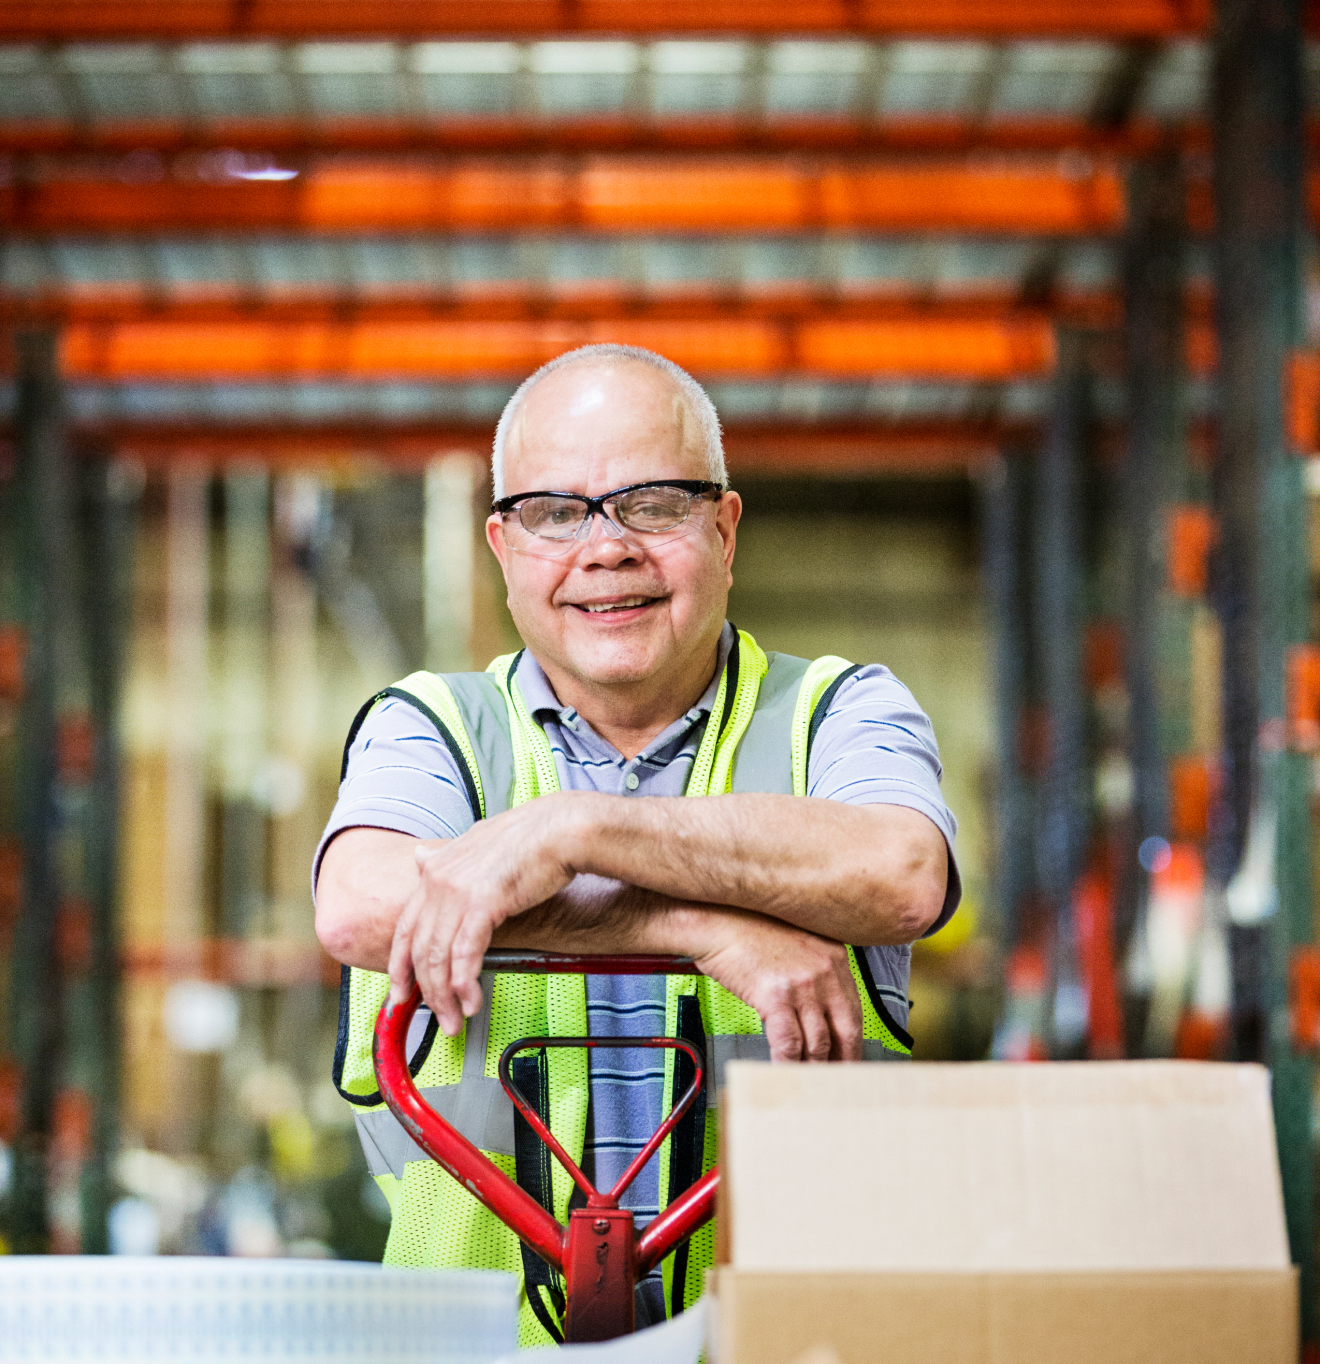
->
<box><xmin>0</xmin><ymin>19</ymin><xmax>1250</xmax><ymax>466</ymax></box>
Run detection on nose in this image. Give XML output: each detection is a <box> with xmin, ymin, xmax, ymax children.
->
<box><xmin>575</xmin><ymin>508</ymin><xmax>625</xmax><ymax>542</ymax></box>
<box><xmin>573</xmin><ymin>509</ymin><xmax>643</xmax><ymax>566</ymax></box>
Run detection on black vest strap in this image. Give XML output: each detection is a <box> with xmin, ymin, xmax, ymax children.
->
<box><xmin>664</xmin><ymin>993</ymin><xmax>709</xmax><ymax>1316</ymax></box>
<box><xmin>852</xmin><ymin>948</ymin><xmax>915</xmax><ymax>1052</ymax></box>
<box><xmin>512</xmin><ymin>1048</ymin><xmax>566</xmax><ymax>1343</ymax></box>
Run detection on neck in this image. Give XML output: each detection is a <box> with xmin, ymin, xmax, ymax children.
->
<box><xmin>535</xmin><ymin>635</ymin><xmax>725</xmax><ymax>760</ymax></box>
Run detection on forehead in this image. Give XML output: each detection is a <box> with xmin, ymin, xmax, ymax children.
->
<box><xmin>503</xmin><ymin>361</ymin><xmax>708</xmax><ymax>493</ymax></box>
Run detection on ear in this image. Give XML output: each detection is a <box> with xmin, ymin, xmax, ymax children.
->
<box><xmin>486</xmin><ymin>514</ymin><xmax>512</xmax><ymax>580</ymax></box>
<box><xmin>715</xmin><ymin>491</ymin><xmax>742</xmax><ymax>582</ymax></box>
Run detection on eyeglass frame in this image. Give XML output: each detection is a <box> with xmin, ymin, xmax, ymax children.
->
<box><xmin>491</xmin><ymin>479</ymin><xmax>725</xmax><ymax>539</ymax></box>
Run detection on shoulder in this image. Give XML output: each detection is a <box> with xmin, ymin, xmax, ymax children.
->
<box><xmin>348</xmin><ymin>691</ymin><xmax>449</xmax><ymax>752</ymax></box>
<box><xmin>316</xmin><ymin>686</ymin><xmax>483</xmax><ymax>854</ymax></box>
<box><xmin>809</xmin><ymin>661</ymin><xmax>943</xmax><ymax>774</ymax></box>
<box><xmin>341</xmin><ymin>689</ymin><xmax>474</xmax><ymax>791</ymax></box>
<box><xmin>347</xmin><ymin>671</ymin><xmax>508</xmax><ymax>755</ymax></box>
<box><xmin>819</xmin><ymin>663</ymin><xmax>933</xmax><ymax>727</ymax></box>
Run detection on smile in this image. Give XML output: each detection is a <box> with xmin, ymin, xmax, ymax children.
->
<box><xmin>573</xmin><ymin>597</ymin><xmax>657</xmax><ymax>614</ymax></box>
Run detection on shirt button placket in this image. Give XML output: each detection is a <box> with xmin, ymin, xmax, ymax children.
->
<box><xmin>624</xmin><ymin>771</ymin><xmax>640</xmax><ymax>791</ymax></box>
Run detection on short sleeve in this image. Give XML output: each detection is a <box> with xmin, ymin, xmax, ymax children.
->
<box><xmin>808</xmin><ymin>664</ymin><xmax>962</xmax><ymax>935</ymax></box>
<box><xmin>312</xmin><ymin>695</ymin><xmax>478</xmax><ymax>893</ymax></box>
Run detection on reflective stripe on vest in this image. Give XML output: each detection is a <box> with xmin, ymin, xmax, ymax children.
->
<box><xmin>354</xmin><ymin>974</ymin><xmax>516</xmax><ymax>1177</ymax></box>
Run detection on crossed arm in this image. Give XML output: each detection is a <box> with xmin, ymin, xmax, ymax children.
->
<box><xmin>315</xmin><ymin>791</ymin><xmax>948</xmax><ymax>1062</ymax></box>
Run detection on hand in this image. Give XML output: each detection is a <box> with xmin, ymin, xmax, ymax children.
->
<box><xmin>687</xmin><ymin>910</ymin><xmax>863</xmax><ymax>1062</ymax></box>
<box><xmin>387</xmin><ymin>796</ymin><xmax>585</xmax><ymax>1034</ymax></box>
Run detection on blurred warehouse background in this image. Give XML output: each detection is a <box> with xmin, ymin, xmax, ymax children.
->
<box><xmin>0</xmin><ymin>0</ymin><xmax>1317</xmax><ymax>1346</ymax></box>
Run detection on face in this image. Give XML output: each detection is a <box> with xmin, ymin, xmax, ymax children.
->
<box><xmin>486</xmin><ymin>362</ymin><xmax>741</xmax><ymax>700</ymax></box>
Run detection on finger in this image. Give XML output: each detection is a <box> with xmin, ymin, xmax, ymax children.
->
<box><xmin>826</xmin><ymin>959</ymin><xmax>864</xmax><ymax>1061</ymax></box>
<box><xmin>826</xmin><ymin>993</ymin><xmax>864</xmax><ymax>1062</ymax></box>
<box><xmin>414</xmin><ymin>906</ymin><xmax>465</xmax><ymax>1037</ymax></box>
<box><xmin>387</xmin><ymin>887</ymin><xmax>424</xmax><ymax>1004</ymax></box>
<box><xmin>389</xmin><ymin>842</ymin><xmax>448</xmax><ymax>1004</ymax></box>
<box><xmin>762</xmin><ymin>1003</ymin><xmax>804</xmax><ymax>1063</ymax></box>
<box><xmin>448</xmin><ymin>910</ymin><xmax>496</xmax><ymax>1018</ymax></box>
<box><xmin>798</xmin><ymin>1003</ymin><xmax>833</xmax><ymax>1062</ymax></box>
<box><xmin>408</xmin><ymin>862</ymin><xmax>468</xmax><ymax>1036</ymax></box>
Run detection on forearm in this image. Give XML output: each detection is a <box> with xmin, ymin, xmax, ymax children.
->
<box><xmin>315</xmin><ymin>827</ymin><xmax>419</xmax><ymax>972</ymax></box>
<box><xmin>322</xmin><ymin>822</ymin><xmax>874</xmax><ymax>1061</ymax></box>
<box><xmin>558</xmin><ymin>792</ymin><xmax>947</xmax><ymax>945</ymax></box>
<box><xmin>491</xmin><ymin>876</ymin><xmax>729</xmax><ymax>958</ymax></box>
<box><xmin>315</xmin><ymin>827</ymin><xmax>723</xmax><ymax>970</ymax></box>
<box><xmin>502</xmin><ymin>885</ymin><xmax>870</xmax><ymax>1064</ymax></box>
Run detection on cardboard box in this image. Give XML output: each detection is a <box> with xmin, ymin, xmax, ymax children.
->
<box><xmin>711</xmin><ymin>1061</ymin><xmax>1296</xmax><ymax>1364</ymax></box>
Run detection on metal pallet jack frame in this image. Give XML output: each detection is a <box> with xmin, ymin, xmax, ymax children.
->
<box><xmin>373</xmin><ymin>949</ymin><xmax>718</xmax><ymax>1343</ymax></box>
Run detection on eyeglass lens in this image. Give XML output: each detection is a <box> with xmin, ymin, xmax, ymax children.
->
<box><xmin>516</xmin><ymin>485</ymin><xmax>697</xmax><ymax>540</ymax></box>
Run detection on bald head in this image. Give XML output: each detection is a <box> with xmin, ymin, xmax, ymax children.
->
<box><xmin>501</xmin><ymin>360</ymin><xmax>711</xmax><ymax>496</ymax></box>
<box><xmin>491</xmin><ymin>344</ymin><xmax>725</xmax><ymax>499</ymax></box>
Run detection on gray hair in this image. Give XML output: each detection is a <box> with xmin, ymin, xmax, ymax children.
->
<box><xmin>491</xmin><ymin>343</ymin><xmax>726</xmax><ymax>499</ymax></box>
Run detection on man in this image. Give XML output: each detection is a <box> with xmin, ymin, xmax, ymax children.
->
<box><xmin>315</xmin><ymin>343</ymin><xmax>959</xmax><ymax>1344</ymax></box>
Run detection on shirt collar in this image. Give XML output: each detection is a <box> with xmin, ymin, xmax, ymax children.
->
<box><xmin>517</xmin><ymin>621</ymin><xmax>736</xmax><ymax>727</ymax></box>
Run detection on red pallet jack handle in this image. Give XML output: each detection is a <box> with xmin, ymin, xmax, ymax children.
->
<box><xmin>372</xmin><ymin>950</ymin><xmax>720</xmax><ymax>1343</ymax></box>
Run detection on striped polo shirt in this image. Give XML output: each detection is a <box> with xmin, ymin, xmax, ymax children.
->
<box><xmin>317</xmin><ymin>622</ymin><xmax>959</xmax><ymax>1325</ymax></box>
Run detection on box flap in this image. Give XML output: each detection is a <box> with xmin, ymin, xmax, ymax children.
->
<box><xmin>723</xmin><ymin>1061</ymin><xmax>1289</xmax><ymax>1272</ymax></box>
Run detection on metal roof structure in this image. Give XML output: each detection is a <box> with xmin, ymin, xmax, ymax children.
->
<box><xmin>0</xmin><ymin>37</ymin><xmax>1221</xmax><ymax>129</ymax></box>
<box><xmin>1</xmin><ymin>231</ymin><xmax>1116</xmax><ymax>297</ymax></box>
<box><xmin>0</xmin><ymin>28</ymin><xmax>1269</xmax><ymax>460</ymax></box>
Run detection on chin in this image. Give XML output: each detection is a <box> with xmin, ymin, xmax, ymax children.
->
<box><xmin>571</xmin><ymin>654</ymin><xmax>657</xmax><ymax>688</ymax></box>
<box><xmin>561</xmin><ymin>635</ymin><xmax>662</xmax><ymax>687</ymax></box>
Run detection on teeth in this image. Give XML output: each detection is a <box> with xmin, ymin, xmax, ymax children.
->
<box><xmin>582</xmin><ymin>598</ymin><xmax>649</xmax><ymax>613</ymax></box>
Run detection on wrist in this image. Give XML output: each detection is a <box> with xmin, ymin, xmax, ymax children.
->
<box><xmin>650</xmin><ymin>903</ymin><xmax>734</xmax><ymax>959</ymax></box>
<box><xmin>552</xmin><ymin>790</ymin><xmax>615</xmax><ymax>874</ymax></box>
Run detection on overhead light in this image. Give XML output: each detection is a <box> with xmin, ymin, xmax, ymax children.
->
<box><xmin>197</xmin><ymin>150</ymin><xmax>299</xmax><ymax>182</ymax></box>
<box><xmin>231</xmin><ymin>166</ymin><xmax>298</xmax><ymax>181</ymax></box>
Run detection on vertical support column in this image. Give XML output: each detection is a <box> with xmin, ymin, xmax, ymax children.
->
<box><xmin>1033</xmin><ymin>333</ymin><xmax>1092</xmax><ymax>1056</ymax></box>
<box><xmin>1212</xmin><ymin>0</ymin><xmax>1303</xmax><ymax>1056</ymax></box>
<box><xmin>983</xmin><ymin>453</ymin><xmax>1045</xmax><ymax>1059</ymax></box>
<box><xmin>1211</xmin><ymin>0</ymin><xmax>1315</xmax><ymax>1342</ymax></box>
<box><xmin>267</xmin><ymin>473</ymin><xmax>326</xmax><ymax>1165</ymax></box>
<box><xmin>425</xmin><ymin>455</ymin><xmax>480</xmax><ymax>674</ymax></box>
<box><xmin>75</xmin><ymin>454</ymin><xmax>137</xmax><ymax>1254</ymax></box>
<box><xmin>7</xmin><ymin>331</ymin><xmax>72</xmax><ymax>1252</ymax></box>
<box><xmin>983</xmin><ymin>454</ymin><xmax>1033</xmax><ymax>953</ymax></box>
<box><xmin>269</xmin><ymin>473</ymin><xmax>322</xmax><ymax>944</ymax></box>
<box><xmin>218</xmin><ymin>468</ymin><xmax>270</xmax><ymax>942</ymax></box>
<box><xmin>163</xmin><ymin>470</ymin><xmax>210</xmax><ymax>959</ymax></box>
<box><xmin>1120</xmin><ymin>150</ymin><xmax>1186</xmax><ymax>1054</ymax></box>
<box><xmin>1122</xmin><ymin>151</ymin><xmax>1182</xmax><ymax>883</ymax></box>
<box><xmin>161</xmin><ymin>468</ymin><xmax>210</xmax><ymax>1153</ymax></box>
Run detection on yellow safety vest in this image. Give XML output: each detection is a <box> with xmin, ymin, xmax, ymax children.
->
<box><xmin>332</xmin><ymin>630</ymin><xmax>913</xmax><ymax>1347</ymax></box>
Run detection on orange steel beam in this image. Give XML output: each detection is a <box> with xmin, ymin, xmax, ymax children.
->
<box><xmin>53</xmin><ymin>315</ymin><xmax>1056</xmax><ymax>380</ymax></box>
<box><xmin>27</xmin><ymin>156</ymin><xmax>1320</xmax><ymax>236</ymax></box>
<box><xmin>722</xmin><ymin>423</ymin><xmax>1014</xmax><ymax>472</ymax></box>
<box><xmin>65</xmin><ymin>421</ymin><xmax>1023</xmax><ymax>473</ymax></box>
<box><xmin>1</xmin><ymin>291</ymin><xmax>1117</xmax><ymax>330</ymax></box>
<box><xmin>69</xmin><ymin>418</ymin><xmax>1208</xmax><ymax>472</ymax></box>
<box><xmin>0</xmin><ymin>155</ymin><xmax>1127</xmax><ymax>235</ymax></box>
<box><xmin>0</xmin><ymin>0</ymin><xmax>1215</xmax><ymax>40</ymax></box>
<box><xmin>0</xmin><ymin>116</ymin><xmax>1179</xmax><ymax>160</ymax></box>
